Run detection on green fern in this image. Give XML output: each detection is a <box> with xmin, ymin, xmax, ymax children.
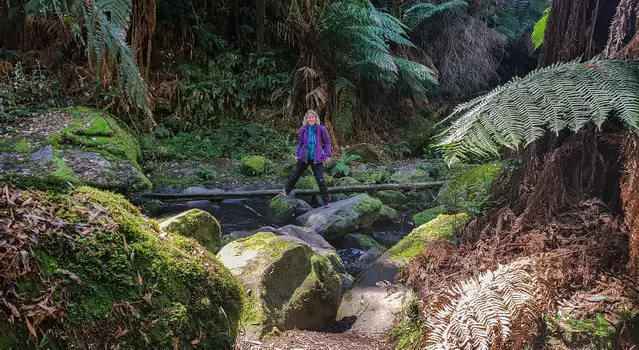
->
<box><xmin>438</xmin><ymin>58</ymin><xmax>639</xmax><ymax>164</ymax></box>
<box><xmin>531</xmin><ymin>6</ymin><xmax>550</xmax><ymax>50</ymax></box>
<box><xmin>402</xmin><ymin>0</ymin><xmax>468</xmax><ymax>30</ymax></box>
<box><xmin>335</xmin><ymin>77</ymin><xmax>356</xmax><ymax>137</ymax></box>
<box><xmin>330</xmin><ymin>149</ymin><xmax>362</xmax><ymax>177</ymax></box>
<box><xmin>25</xmin><ymin>0</ymin><xmax>151</xmax><ymax>120</ymax></box>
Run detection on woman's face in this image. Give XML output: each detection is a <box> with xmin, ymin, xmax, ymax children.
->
<box><xmin>307</xmin><ymin>114</ymin><xmax>317</xmax><ymax>125</ymax></box>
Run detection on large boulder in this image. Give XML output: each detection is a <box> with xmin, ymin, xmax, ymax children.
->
<box><xmin>159</xmin><ymin>208</ymin><xmax>223</xmax><ymax>253</ymax></box>
<box><xmin>0</xmin><ymin>107</ymin><xmax>151</xmax><ymax>191</ymax></box>
<box><xmin>0</xmin><ymin>187</ymin><xmax>244</xmax><ymax>349</ymax></box>
<box><xmin>337</xmin><ymin>214</ymin><xmax>469</xmax><ymax>335</ymax></box>
<box><xmin>217</xmin><ymin>232</ymin><xmax>341</xmax><ymax>336</ymax></box>
<box><xmin>221</xmin><ymin>225</ymin><xmax>348</xmax><ymax>284</ymax></box>
<box><xmin>295</xmin><ymin>194</ymin><xmax>383</xmax><ymax>239</ymax></box>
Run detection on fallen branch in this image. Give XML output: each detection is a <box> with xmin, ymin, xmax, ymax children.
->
<box><xmin>144</xmin><ymin>181</ymin><xmax>446</xmax><ymax>202</ymax></box>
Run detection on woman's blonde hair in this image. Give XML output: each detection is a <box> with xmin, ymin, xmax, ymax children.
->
<box><xmin>302</xmin><ymin>109</ymin><xmax>320</xmax><ymax>126</ymax></box>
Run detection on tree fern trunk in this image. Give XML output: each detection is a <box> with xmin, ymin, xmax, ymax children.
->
<box><xmin>621</xmin><ymin>133</ymin><xmax>639</xmax><ymax>278</ymax></box>
<box><xmin>539</xmin><ymin>0</ymin><xmax>619</xmax><ymax>67</ymax></box>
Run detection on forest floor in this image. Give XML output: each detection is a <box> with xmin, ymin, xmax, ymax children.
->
<box><xmin>236</xmin><ymin>329</ymin><xmax>395</xmax><ymax>350</ymax></box>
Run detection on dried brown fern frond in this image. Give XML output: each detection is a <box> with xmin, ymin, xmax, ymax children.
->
<box><xmin>424</xmin><ymin>258</ymin><xmax>551</xmax><ymax>350</ymax></box>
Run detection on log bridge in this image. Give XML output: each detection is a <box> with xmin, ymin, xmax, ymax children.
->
<box><xmin>146</xmin><ymin>181</ymin><xmax>446</xmax><ymax>202</ymax></box>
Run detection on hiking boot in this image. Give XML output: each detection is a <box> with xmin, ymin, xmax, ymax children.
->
<box><xmin>282</xmin><ymin>189</ymin><xmax>290</xmax><ymax>198</ymax></box>
<box><xmin>323</xmin><ymin>202</ymin><xmax>332</xmax><ymax>208</ymax></box>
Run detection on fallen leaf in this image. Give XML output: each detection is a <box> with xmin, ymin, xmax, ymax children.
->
<box><xmin>137</xmin><ymin>271</ymin><xmax>143</xmax><ymax>286</ymax></box>
<box><xmin>25</xmin><ymin>318</ymin><xmax>37</xmax><ymax>340</ymax></box>
<box><xmin>62</xmin><ymin>269</ymin><xmax>84</xmax><ymax>285</ymax></box>
<box><xmin>3</xmin><ymin>299</ymin><xmax>21</xmax><ymax>319</ymax></box>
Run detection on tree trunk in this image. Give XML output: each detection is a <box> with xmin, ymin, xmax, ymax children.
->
<box><xmin>621</xmin><ymin>133</ymin><xmax>639</xmax><ymax>278</ymax></box>
<box><xmin>256</xmin><ymin>0</ymin><xmax>266</xmax><ymax>51</ymax></box>
<box><xmin>539</xmin><ymin>0</ymin><xmax>619</xmax><ymax>67</ymax></box>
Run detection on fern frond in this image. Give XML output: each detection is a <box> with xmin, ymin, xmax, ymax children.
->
<box><xmin>531</xmin><ymin>6</ymin><xmax>550</xmax><ymax>50</ymax></box>
<box><xmin>438</xmin><ymin>59</ymin><xmax>639</xmax><ymax>164</ymax></box>
<box><xmin>425</xmin><ymin>258</ymin><xmax>548</xmax><ymax>349</ymax></box>
<box><xmin>335</xmin><ymin>77</ymin><xmax>356</xmax><ymax>137</ymax></box>
<box><xmin>394</xmin><ymin>58</ymin><xmax>438</xmax><ymax>98</ymax></box>
<box><xmin>402</xmin><ymin>0</ymin><xmax>468</xmax><ymax>30</ymax></box>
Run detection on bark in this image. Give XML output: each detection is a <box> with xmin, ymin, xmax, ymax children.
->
<box><xmin>539</xmin><ymin>0</ymin><xmax>619</xmax><ymax>67</ymax></box>
<box><xmin>621</xmin><ymin>133</ymin><xmax>639</xmax><ymax>278</ymax></box>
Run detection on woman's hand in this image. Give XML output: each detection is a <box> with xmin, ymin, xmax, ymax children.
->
<box><xmin>326</xmin><ymin>157</ymin><xmax>331</xmax><ymax>163</ymax></box>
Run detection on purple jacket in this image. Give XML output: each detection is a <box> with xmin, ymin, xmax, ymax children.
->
<box><xmin>295</xmin><ymin>124</ymin><xmax>332</xmax><ymax>163</ymax></box>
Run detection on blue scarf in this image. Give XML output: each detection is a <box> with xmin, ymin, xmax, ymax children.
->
<box><xmin>308</xmin><ymin>125</ymin><xmax>316</xmax><ymax>160</ymax></box>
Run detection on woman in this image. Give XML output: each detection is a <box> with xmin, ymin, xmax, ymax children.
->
<box><xmin>283</xmin><ymin>109</ymin><xmax>332</xmax><ymax>207</ymax></box>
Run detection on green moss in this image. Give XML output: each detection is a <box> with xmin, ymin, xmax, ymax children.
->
<box><xmin>160</xmin><ymin>209</ymin><xmax>223</xmax><ymax>253</ymax></box>
<box><xmin>380</xmin><ymin>205</ymin><xmax>399</xmax><ymax>221</ymax></box>
<box><xmin>438</xmin><ymin>163</ymin><xmax>502</xmax><ymax>214</ymax></box>
<box><xmin>353</xmin><ymin>170</ymin><xmax>387</xmax><ymax>184</ymax></box>
<box><xmin>413</xmin><ymin>205</ymin><xmax>447</xmax><ymax>227</ymax></box>
<box><xmin>353</xmin><ymin>195</ymin><xmax>383</xmax><ymax>215</ymax></box>
<box><xmin>142</xmin><ymin>199</ymin><xmax>163</xmax><ymax>216</ymax></box>
<box><xmin>297</xmin><ymin>175</ymin><xmax>319</xmax><ymax>189</ymax></box>
<box><xmin>237</xmin><ymin>155</ymin><xmax>267</xmax><ymax>176</ymax></box>
<box><xmin>387</xmin><ymin>213</ymin><xmax>469</xmax><ymax>264</ymax></box>
<box><xmin>7</xmin><ymin>187</ymin><xmax>245</xmax><ymax>349</ymax></box>
<box><xmin>374</xmin><ymin>190</ymin><xmax>407</xmax><ymax>208</ymax></box>
<box><xmin>51</xmin><ymin>150</ymin><xmax>79</xmax><ymax>184</ymax></box>
<box><xmin>269</xmin><ymin>195</ymin><xmax>295</xmax><ymax>217</ymax></box>
<box><xmin>12</xmin><ymin>138</ymin><xmax>33</xmax><ymax>153</ymax></box>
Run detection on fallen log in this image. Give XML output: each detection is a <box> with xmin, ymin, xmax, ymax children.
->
<box><xmin>145</xmin><ymin>181</ymin><xmax>446</xmax><ymax>202</ymax></box>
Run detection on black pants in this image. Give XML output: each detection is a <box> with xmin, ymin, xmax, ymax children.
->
<box><xmin>285</xmin><ymin>159</ymin><xmax>329</xmax><ymax>203</ymax></box>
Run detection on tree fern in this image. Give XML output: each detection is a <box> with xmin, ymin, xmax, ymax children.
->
<box><xmin>402</xmin><ymin>0</ymin><xmax>468</xmax><ymax>30</ymax></box>
<box><xmin>25</xmin><ymin>0</ymin><xmax>152</xmax><ymax>122</ymax></box>
<box><xmin>320</xmin><ymin>0</ymin><xmax>437</xmax><ymax>94</ymax></box>
<box><xmin>438</xmin><ymin>59</ymin><xmax>639</xmax><ymax>164</ymax></box>
<box><xmin>531</xmin><ymin>6</ymin><xmax>550</xmax><ymax>50</ymax></box>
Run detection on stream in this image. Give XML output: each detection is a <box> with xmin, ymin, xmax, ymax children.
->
<box><xmin>158</xmin><ymin>196</ymin><xmax>415</xmax><ymax>276</ymax></box>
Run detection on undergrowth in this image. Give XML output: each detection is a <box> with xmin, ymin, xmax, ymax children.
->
<box><xmin>140</xmin><ymin>122</ymin><xmax>294</xmax><ymax>161</ymax></box>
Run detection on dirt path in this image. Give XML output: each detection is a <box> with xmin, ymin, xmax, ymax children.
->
<box><xmin>236</xmin><ymin>330</ymin><xmax>395</xmax><ymax>350</ymax></box>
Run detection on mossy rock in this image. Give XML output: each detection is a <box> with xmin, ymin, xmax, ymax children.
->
<box><xmin>0</xmin><ymin>107</ymin><xmax>151</xmax><ymax>192</ymax></box>
<box><xmin>159</xmin><ymin>209</ymin><xmax>223</xmax><ymax>253</ymax></box>
<box><xmin>379</xmin><ymin>205</ymin><xmax>399</xmax><ymax>222</ymax></box>
<box><xmin>237</xmin><ymin>156</ymin><xmax>267</xmax><ymax>176</ymax></box>
<box><xmin>339</xmin><ymin>233</ymin><xmax>387</xmax><ymax>252</ymax></box>
<box><xmin>335</xmin><ymin>176</ymin><xmax>360</xmax><ymax>187</ymax></box>
<box><xmin>352</xmin><ymin>170</ymin><xmax>387</xmax><ymax>184</ymax></box>
<box><xmin>346</xmin><ymin>143</ymin><xmax>382</xmax><ymax>163</ymax></box>
<box><xmin>404</xmin><ymin>117</ymin><xmax>436</xmax><ymax>155</ymax></box>
<box><xmin>438</xmin><ymin>163</ymin><xmax>502</xmax><ymax>213</ymax></box>
<box><xmin>216</xmin><ymin>232</ymin><xmax>341</xmax><ymax>336</ymax></box>
<box><xmin>412</xmin><ymin>205</ymin><xmax>447</xmax><ymax>227</ymax></box>
<box><xmin>296</xmin><ymin>194</ymin><xmax>382</xmax><ymax>240</ymax></box>
<box><xmin>268</xmin><ymin>195</ymin><xmax>312</xmax><ymax>219</ymax></box>
<box><xmin>0</xmin><ymin>187</ymin><xmax>244</xmax><ymax>349</ymax></box>
<box><xmin>374</xmin><ymin>190</ymin><xmax>407</xmax><ymax>209</ymax></box>
<box><xmin>386</xmin><ymin>213</ymin><xmax>469</xmax><ymax>265</ymax></box>
<box><xmin>389</xmin><ymin>166</ymin><xmax>431</xmax><ymax>184</ymax></box>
